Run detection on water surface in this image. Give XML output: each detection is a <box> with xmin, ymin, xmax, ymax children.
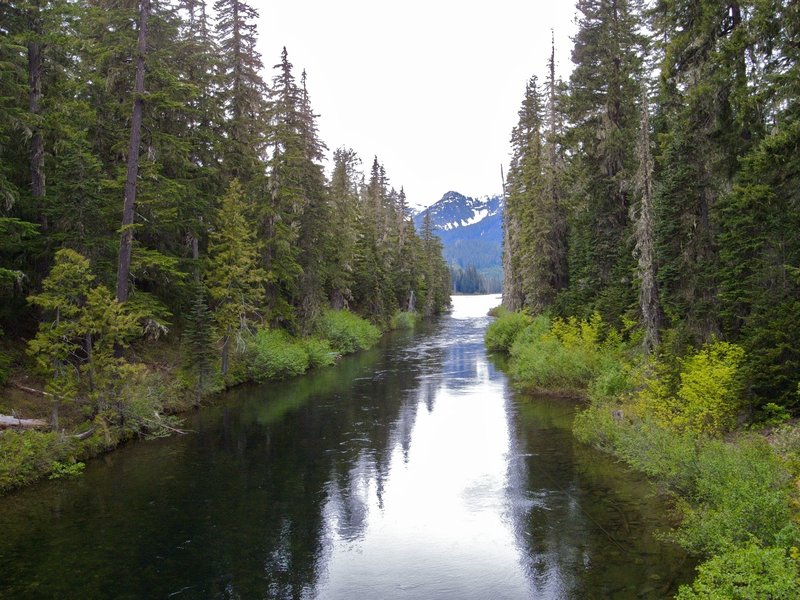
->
<box><xmin>0</xmin><ymin>295</ymin><xmax>693</xmax><ymax>598</ymax></box>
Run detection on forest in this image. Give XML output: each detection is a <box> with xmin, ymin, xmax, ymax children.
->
<box><xmin>495</xmin><ymin>0</ymin><xmax>800</xmax><ymax>596</ymax></box>
<box><xmin>0</xmin><ymin>0</ymin><xmax>450</xmax><ymax>490</ymax></box>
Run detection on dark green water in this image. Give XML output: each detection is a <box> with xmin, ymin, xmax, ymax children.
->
<box><xmin>0</xmin><ymin>295</ymin><xmax>694</xmax><ymax>599</ymax></box>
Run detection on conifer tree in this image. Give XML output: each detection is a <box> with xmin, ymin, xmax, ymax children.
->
<box><xmin>270</xmin><ymin>61</ymin><xmax>329</xmax><ymax>329</ymax></box>
<box><xmin>28</xmin><ymin>249</ymin><xmax>141</xmax><ymax>428</ymax></box>
<box><xmin>563</xmin><ymin>0</ymin><xmax>645</xmax><ymax>323</ymax></box>
<box><xmin>327</xmin><ymin>147</ymin><xmax>362</xmax><ymax>310</ymax></box>
<box><xmin>650</xmin><ymin>0</ymin><xmax>776</xmax><ymax>343</ymax></box>
<box><xmin>116</xmin><ymin>0</ymin><xmax>150</xmax><ymax>303</ymax></box>
<box><xmin>714</xmin><ymin>0</ymin><xmax>800</xmax><ymax>406</ymax></box>
<box><xmin>181</xmin><ymin>285</ymin><xmax>218</xmax><ymax>402</ymax></box>
<box><xmin>505</xmin><ymin>75</ymin><xmax>553</xmax><ymax>313</ymax></box>
<box><xmin>205</xmin><ymin>179</ymin><xmax>266</xmax><ymax>375</ymax></box>
<box><xmin>213</xmin><ymin>0</ymin><xmax>266</xmax><ymax>181</ymax></box>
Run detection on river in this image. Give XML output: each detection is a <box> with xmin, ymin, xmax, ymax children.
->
<box><xmin>0</xmin><ymin>294</ymin><xmax>693</xmax><ymax>598</ymax></box>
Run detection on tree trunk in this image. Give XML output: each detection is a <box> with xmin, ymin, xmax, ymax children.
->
<box><xmin>116</xmin><ymin>0</ymin><xmax>150</xmax><ymax>302</ymax></box>
<box><xmin>50</xmin><ymin>400</ymin><xmax>59</xmax><ymax>431</ymax></box>
<box><xmin>0</xmin><ymin>414</ymin><xmax>48</xmax><ymax>430</ymax></box>
<box><xmin>221</xmin><ymin>330</ymin><xmax>230</xmax><ymax>376</ymax></box>
<box><xmin>634</xmin><ymin>86</ymin><xmax>661</xmax><ymax>354</ymax></box>
<box><xmin>85</xmin><ymin>332</ymin><xmax>95</xmax><ymax>393</ymax></box>
<box><xmin>28</xmin><ymin>4</ymin><xmax>45</xmax><ymax>202</ymax></box>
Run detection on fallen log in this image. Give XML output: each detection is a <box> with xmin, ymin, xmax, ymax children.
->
<box><xmin>73</xmin><ymin>427</ymin><xmax>96</xmax><ymax>440</ymax></box>
<box><xmin>0</xmin><ymin>414</ymin><xmax>48</xmax><ymax>430</ymax></box>
<box><xmin>11</xmin><ymin>382</ymin><xmax>52</xmax><ymax>397</ymax></box>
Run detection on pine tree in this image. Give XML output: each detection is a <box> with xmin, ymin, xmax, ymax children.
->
<box><xmin>27</xmin><ymin>249</ymin><xmax>140</xmax><ymax>428</ymax></box>
<box><xmin>563</xmin><ymin>0</ymin><xmax>646</xmax><ymax>324</ymax></box>
<box><xmin>505</xmin><ymin>75</ymin><xmax>553</xmax><ymax>313</ymax></box>
<box><xmin>650</xmin><ymin>0</ymin><xmax>777</xmax><ymax>343</ymax></box>
<box><xmin>181</xmin><ymin>285</ymin><xmax>218</xmax><ymax>402</ymax></box>
<box><xmin>205</xmin><ymin>179</ymin><xmax>266</xmax><ymax>375</ymax></box>
<box><xmin>213</xmin><ymin>0</ymin><xmax>266</xmax><ymax>181</ymax></box>
<box><xmin>270</xmin><ymin>61</ymin><xmax>329</xmax><ymax>329</ymax></box>
<box><xmin>714</xmin><ymin>0</ymin><xmax>800</xmax><ymax>407</ymax></box>
<box><xmin>326</xmin><ymin>147</ymin><xmax>361</xmax><ymax>310</ymax></box>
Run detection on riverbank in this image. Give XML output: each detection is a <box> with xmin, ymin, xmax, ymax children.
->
<box><xmin>0</xmin><ymin>309</ymin><xmax>420</xmax><ymax>496</ymax></box>
<box><xmin>485</xmin><ymin>309</ymin><xmax>800</xmax><ymax>598</ymax></box>
<box><xmin>0</xmin><ymin>294</ymin><xmax>695</xmax><ymax>598</ymax></box>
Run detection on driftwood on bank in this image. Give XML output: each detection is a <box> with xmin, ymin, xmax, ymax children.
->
<box><xmin>73</xmin><ymin>427</ymin><xmax>96</xmax><ymax>440</ymax></box>
<box><xmin>11</xmin><ymin>382</ymin><xmax>52</xmax><ymax>396</ymax></box>
<box><xmin>0</xmin><ymin>414</ymin><xmax>48</xmax><ymax>430</ymax></box>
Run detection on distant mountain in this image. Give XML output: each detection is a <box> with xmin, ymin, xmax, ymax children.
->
<box><xmin>413</xmin><ymin>191</ymin><xmax>503</xmax><ymax>292</ymax></box>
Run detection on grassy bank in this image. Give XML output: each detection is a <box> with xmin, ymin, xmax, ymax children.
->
<box><xmin>0</xmin><ymin>308</ymin><xmax>389</xmax><ymax>496</ymax></box>
<box><xmin>486</xmin><ymin>309</ymin><xmax>800</xmax><ymax>598</ymax></box>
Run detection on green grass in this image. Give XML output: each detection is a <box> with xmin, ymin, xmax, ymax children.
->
<box><xmin>317</xmin><ymin>309</ymin><xmax>381</xmax><ymax>354</ymax></box>
<box><xmin>247</xmin><ymin>329</ymin><xmax>310</xmax><ymax>381</ymax></box>
<box><xmin>484</xmin><ymin>309</ymin><xmax>532</xmax><ymax>353</ymax></box>
<box><xmin>390</xmin><ymin>310</ymin><xmax>420</xmax><ymax>330</ymax></box>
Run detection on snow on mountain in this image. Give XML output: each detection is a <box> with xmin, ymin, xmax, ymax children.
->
<box><xmin>413</xmin><ymin>191</ymin><xmax>504</xmax><ymax>292</ymax></box>
<box><xmin>414</xmin><ymin>191</ymin><xmax>503</xmax><ymax>237</ymax></box>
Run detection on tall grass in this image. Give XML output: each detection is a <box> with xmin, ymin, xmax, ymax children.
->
<box><xmin>484</xmin><ymin>309</ymin><xmax>532</xmax><ymax>353</ymax></box>
<box><xmin>317</xmin><ymin>309</ymin><xmax>380</xmax><ymax>354</ymax></box>
<box><xmin>487</xmin><ymin>311</ymin><xmax>627</xmax><ymax>395</ymax></box>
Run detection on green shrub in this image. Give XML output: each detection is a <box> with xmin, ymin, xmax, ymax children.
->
<box><xmin>677</xmin><ymin>437</ymin><xmax>798</xmax><ymax>555</ymax></box>
<box><xmin>507</xmin><ymin>313</ymin><xmax>624</xmax><ymax>393</ymax></box>
<box><xmin>301</xmin><ymin>337</ymin><xmax>337</xmax><ymax>368</ymax></box>
<box><xmin>317</xmin><ymin>310</ymin><xmax>380</xmax><ymax>354</ymax></box>
<box><xmin>576</xmin><ymin>406</ymin><xmax>798</xmax><ymax>554</ymax></box>
<box><xmin>484</xmin><ymin>310</ymin><xmax>532</xmax><ymax>353</ymax></box>
<box><xmin>575</xmin><ymin>408</ymin><xmax>700</xmax><ymax>495</ymax></box>
<box><xmin>588</xmin><ymin>362</ymin><xmax>635</xmax><ymax>403</ymax></box>
<box><xmin>756</xmin><ymin>402</ymin><xmax>791</xmax><ymax>428</ymax></box>
<box><xmin>641</xmin><ymin>341</ymin><xmax>745</xmax><ymax>435</ymax></box>
<box><xmin>0</xmin><ymin>350</ymin><xmax>11</xmax><ymax>386</ymax></box>
<box><xmin>0</xmin><ymin>430</ymin><xmax>78</xmax><ymax>493</ymax></box>
<box><xmin>248</xmin><ymin>329</ymin><xmax>310</xmax><ymax>381</ymax></box>
<box><xmin>487</xmin><ymin>305</ymin><xmax>505</xmax><ymax>317</ymax></box>
<box><xmin>390</xmin><ymin>311</ymin><xmax>420</xmax><ymax>330</ymax></box>
<box><xmin>48</xmin><ymin>460</ymin><xmax>85</xmax><ymax>479</ymax></box>
<box><xmin>677</xmin><ymin>544</ymin><xmax>800</xmax><ymax>600</ymax></box>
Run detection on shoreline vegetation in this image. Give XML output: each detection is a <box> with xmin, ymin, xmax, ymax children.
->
<box><xmin>486</xmin><ymin>308</ymin><xmax>800</xmax><ymax>598</ymax></box>
<box><xmin>0</xmin><ymin>309</ymin><xmax>422</xmax><ymax>496</ymax></box>
<box><xmin>1</xmin><ymin>2</ymin><xmax>453</xmax><ymax>498</ymax></box>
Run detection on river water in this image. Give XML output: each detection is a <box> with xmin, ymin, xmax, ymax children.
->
<box><xmin>0</xmin><ymin>294</ymin><xmax>694</xmax><ymax>598</ymax></box>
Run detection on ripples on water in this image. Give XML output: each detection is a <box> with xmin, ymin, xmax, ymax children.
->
<box><xmin>0</xmin><ymin>294</ymin><xmax>693</xmax><ymax>599</ymax></box>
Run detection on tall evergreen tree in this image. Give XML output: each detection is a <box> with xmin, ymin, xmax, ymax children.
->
<box><xmin>563</xmin><ymin>0</ymin><xmax>646</xmax><ymax>324</ymax></box>
<box><xmin>262</xmin><ymin>49</ymin><xmax>326</xmax><ymax>328</ymax></box>
<box><xmin>213</xmin><ymin>0</ymin><xmax>266</xmax><ymax>181</ymax></box>
<box><xmin>650</xmin><ymin>0</ymin><xmax>778</xmax><ymax>343</ymax></box>
<box><xmin>327</xmin><ymin>147</ymin><xmax>361</xmax><ymax>310</ymax></box>
<box><xmin>116</xmin><ymin>0</ymin><xmax>150</xmax><ymax>303</ymax></box>
<box><xmin>205</xmin><ymin>180</ymin><xmax>266</xmax><ymax>375</ymax></box>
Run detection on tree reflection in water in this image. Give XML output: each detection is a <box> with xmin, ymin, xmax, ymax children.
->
<box><xmin>0</xmin><ymin>296</ymin><xmax>693</xmax><ymax>599</ymax></box>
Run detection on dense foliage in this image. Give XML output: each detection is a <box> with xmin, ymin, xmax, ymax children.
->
<box><xmin>503</xmin><ymin>0</ymin><xmax>800</xmax><ymax>411</ymax></box>
<box><xmin>498</xmin><ymin>4</ymin><xmax>800</xmax><ymax>585</ymax></box>
<box><xmin>0</xmin><ymin>0</ymin><xmax>450</xmax><ymax>490</ymax></box>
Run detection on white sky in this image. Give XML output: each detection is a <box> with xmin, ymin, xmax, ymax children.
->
<box><xmin>256</xmin><ymin>1</ymin><xmax>578</xmax><ymax>207</ymax></box>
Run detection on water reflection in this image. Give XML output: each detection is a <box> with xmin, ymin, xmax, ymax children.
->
<box><xmin>0</xmin><ymin>295</ymin><xmax>693</xmax><ymax>599</ymax></box>
<box><xmin>316</xmin><ymin>296</ymin><xmax>530</xmax><ymax>598</ymax></box>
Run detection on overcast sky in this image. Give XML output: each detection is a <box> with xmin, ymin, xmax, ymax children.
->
<box><xmin>256</xmin><ymin>1</ymin><xmax>578</xmax><ymax>208</ymax></box>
